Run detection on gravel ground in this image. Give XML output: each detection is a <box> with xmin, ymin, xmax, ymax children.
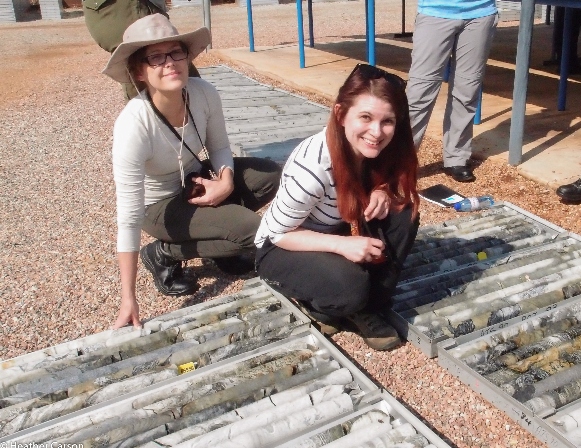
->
<box><xmin>1</xmin><ymin>2</ymin><xmax>580</xmax><ymax>447</ymax></box>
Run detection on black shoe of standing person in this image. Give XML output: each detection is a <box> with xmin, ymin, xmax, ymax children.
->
<box><xmin>140</xmin><ymin>241</ymin><xmax>198</xmax><ymax>296</ymax></box>
<box><xmin>556</xmin><ymin>178</ymin><xmax>581</xmax><ymax>202</ymax></box>
<box><xmin>444</xmin><ymin>166</ymin><xmax>476</xmax><ymax>183</ymax></box>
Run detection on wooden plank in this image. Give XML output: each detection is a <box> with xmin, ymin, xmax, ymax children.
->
<box><xmin>0</xmin><ymin>0</ymin><xmax>16</xmax><ymax>21</ymax></box>
<box><xmin>202</xmin><ymin>71</ymin><xmax>258</xmax><ymax>80</ymax></box>
<box><xmin>222</xmin><ymin>104</ymin><xmax>328</xmax><ymax>120</ymax></box>
<box><xmin>39</xmin><ymin>0</ymin><xmax>63</xmax><ymax>20</ymax></box>
<box><xmin>228</xmin><ymin>124</ymin><xmax>326</xmax><ymax>143</ymax></box>
<box><xmin>225</xmin><ymin>114</ymin><xmax>327</xmax><ymax>133</ymax></box>
<box><xmin>235</xmin><ymin>139</ymin><xmax>308</xmax><ymax>164</ymax></box>
<box><xmin>213</xmin><ymin>84</ymin><xmax>274</xmax><ymax>93</ymax></box>
<box><xmin>199</xmin><ymin>66</ymin><xmax>236</xmax><ymax>75</ymax></box>
<box><xmin>221</xmin><ymin>97</ymin><xmax>310</xmax><ymax>107</ymax></box>
<box><xmin>201</xmin><ymin>65</ymin><xmax>328</xmax><ymax>164</ymax></box>
<box><xmin>206</xmin><ymin>78</ymin><xmax>261</xmax><ymax>88</ymax></box>
<box><xmin>220</xmin><ymin>89</ymin><xmax>292</xmax><ymax>99</ymax></box>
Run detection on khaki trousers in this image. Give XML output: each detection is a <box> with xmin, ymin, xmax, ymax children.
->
<box><xmin>142</xmin><ymin>157</ymin><xmax>281</xmax><ymax>260</ymax></box>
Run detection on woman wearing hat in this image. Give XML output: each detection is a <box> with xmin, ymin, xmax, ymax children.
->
<box><xmin>103</xmin><ymin>14</ymin><xmax>281</xmax><ymax>329</ymax></box>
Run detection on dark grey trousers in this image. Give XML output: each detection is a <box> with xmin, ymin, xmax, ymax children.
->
<box><xmin>142</xmin><ymin>157</ymin><xmax>281</xmax><ymax>260</ymax></box>
<box><xmin>256</xmin><ymin>206</ymin><xmax>420</xmax><ymax>318</ymax></box>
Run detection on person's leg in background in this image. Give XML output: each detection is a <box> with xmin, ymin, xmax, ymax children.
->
<box><xmin>544</xmin><ymin>7</ymin><xmax>581</xmax><ymax>73</ymax></box>
<box><xmin>550</xmin><ymin>6</ymin><xmax>566</xmax><ymax>64</ymax></box>
<box><xmin>406</xmin><ymin>14</ymin><xmax>459</xmax><ymax>150</ymax></box>
<box><xmin>442</xmin><ymin>13</ymin><xmax>497</xmax><ymax>174</ymax></box>
<box><xmin>566</xmin><ymin>8</ymin><xmax>581</xmax><ymax>73</ymax></box>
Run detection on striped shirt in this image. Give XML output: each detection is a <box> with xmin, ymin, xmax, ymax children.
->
<box><xmin>255</xmin><ymin>129</ymin><xmax>346</xmax><ymax>248</ymax></box>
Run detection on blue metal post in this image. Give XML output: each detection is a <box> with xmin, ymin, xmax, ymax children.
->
<box><xmin>558</xmin><ymin>7</ymin><xmax>573</xmax><ymax>111</ymax></box>
<box><xmin>367</xmin><ymin>0</ymin><xmax>375</xmax><ymax>65</ymax></box>
<box><xmin>297</xmin><ymin>0</ymin><xmax>305</xmax><ymax>68</ymax></box>
<box><xmin>308</xmin><ymin>0</ymin><xmax>314</xmax><ymax>48</ymax></box>
<box><xmin>365</xmin><ymin>0</ymin><xmax>369</xmax><ymax>61</ymax></box>
<box><xmin>246</xmin><ymin>0</ymin><xmax>255</xmax><ymax>52</ymax></box>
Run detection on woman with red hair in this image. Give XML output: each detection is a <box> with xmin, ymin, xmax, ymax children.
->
<box><xmin>255</xmin><ymin>64</ymin><xmax>420</xmax><ymax>351</ymax></box>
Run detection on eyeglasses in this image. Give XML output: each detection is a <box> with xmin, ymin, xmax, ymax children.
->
<box><xmin>348</xmin><ymin>63</ymin><xmax>407</xmax><ymax>90</ymax></box>
<box><xmin>142</xmin><ymin>48</ymin><xmax>189</xmax><ymax>67</ymax></box>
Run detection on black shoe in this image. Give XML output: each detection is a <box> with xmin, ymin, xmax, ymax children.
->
<box><xmin>444</xmin><ymin>166</ymin><xmax>476</xmax><ymax>183</ymax></box>
<box><xmin>556</xmin><ymin>178</ymin><xmax>581</xmax><ymax>202</ymax></box>
<box><xmin>344</xmin><ymin>312</ymin><xmax>401</xmax><ymax>351</ymax></box>
<box><xmin>140</xmin><ymin>241</ymin><xmax>198</xmax><ymax>296</ymax></box>
<box><xmin>213</xmin><ymin>252</ymin><xmax>256</xmax><ymax>275</ymax></box>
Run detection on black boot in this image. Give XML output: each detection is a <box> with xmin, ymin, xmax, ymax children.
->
<box><xmin>140</xmin><ymin>241</ymin><xmax>198</xmax><ymax>296</ymax></box>
<box><xmin>556</xmin><ymin>178</ymin><xmax>581</xmax><ymax>202</ymax></box>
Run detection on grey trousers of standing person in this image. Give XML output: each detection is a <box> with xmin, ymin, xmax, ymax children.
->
<box><xmin>142</xmin><ymin>157</ymin><xmax>281</xmax><ymax>261</ymax></box>
<box><xmin>406</xmin><ymin>12</ymin><xmax>498</xmax><ymax>167</ymax></box>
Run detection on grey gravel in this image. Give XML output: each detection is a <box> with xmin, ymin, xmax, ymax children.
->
<box><xmin>1</xmin><ymin>2</ymin><xmax>579</xmax><ymax>447</ymax></box>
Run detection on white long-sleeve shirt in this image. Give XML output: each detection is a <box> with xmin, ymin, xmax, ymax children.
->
<box><xmin>112</xmin><ymin>77</ymin><xmax>234</xmax><ymax>252</ymax></box>
<box><xmin>254</xmin><ymin>129</ymin><xmax>345</xmax><ymax>248</ymax></box>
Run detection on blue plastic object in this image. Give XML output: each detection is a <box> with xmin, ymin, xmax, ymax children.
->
<box><xmin>453</xmin><ymin>195</ymin><xmax>495</xmax><ymax>212</ymax></box>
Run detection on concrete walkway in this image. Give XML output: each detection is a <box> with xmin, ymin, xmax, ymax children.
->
<box><xmin>213</xmin><ymin>23</ymin><xmax>581</xmax><ymax>190</ymax></box>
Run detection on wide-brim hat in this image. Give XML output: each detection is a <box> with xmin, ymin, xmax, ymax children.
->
<box><xmin>102</xmin><ymin>14</ymin><xmax>211</xmax><ymax>83</ymax></box>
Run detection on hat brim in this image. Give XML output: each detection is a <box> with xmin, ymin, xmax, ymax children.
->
<box><xmin>102</xmin><ymin>27</ymin><xmax>211</xmax><ymax>84</ymax></box>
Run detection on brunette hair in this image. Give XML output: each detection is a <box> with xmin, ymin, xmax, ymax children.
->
<box><xmin>126</xmin><ymin>47</ymin><xmax>148</xmax><ymax>93</ymax></box>
<box><xmin>326</xmin><ymin>67</ymin><xmax>419</xmax><ymax>224</ymax></box>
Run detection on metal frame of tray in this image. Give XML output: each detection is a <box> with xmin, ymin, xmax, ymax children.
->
<box><xmin>438</xmin><ymin>295</ymin><xmax>581</xmax><ymax>448</ymax></box>
<box><xmin>1</xmin><ymin>275</ymin><xmax>451</xmax><ymax>446</ymax></box>
<box><xmin>387</xmin><ymin>201</ymin><xmax>580</xmax><ymax>358</ymax></box>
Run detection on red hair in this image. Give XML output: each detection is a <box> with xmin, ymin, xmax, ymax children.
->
<box><xmin>326</xmin><ymin>70</ymin><xmax>419</xmax><ymax>224</ymax></box>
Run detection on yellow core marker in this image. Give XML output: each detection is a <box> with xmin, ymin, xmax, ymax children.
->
<box><xmin>178</xmin><ymin>362</ymin><xmax>196</xmax><ymax>374</ymax></box>
<box><xmin>477</xmin><ymin>251</ymin><xmax>487</xmax><ymax>261</ymax></box>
